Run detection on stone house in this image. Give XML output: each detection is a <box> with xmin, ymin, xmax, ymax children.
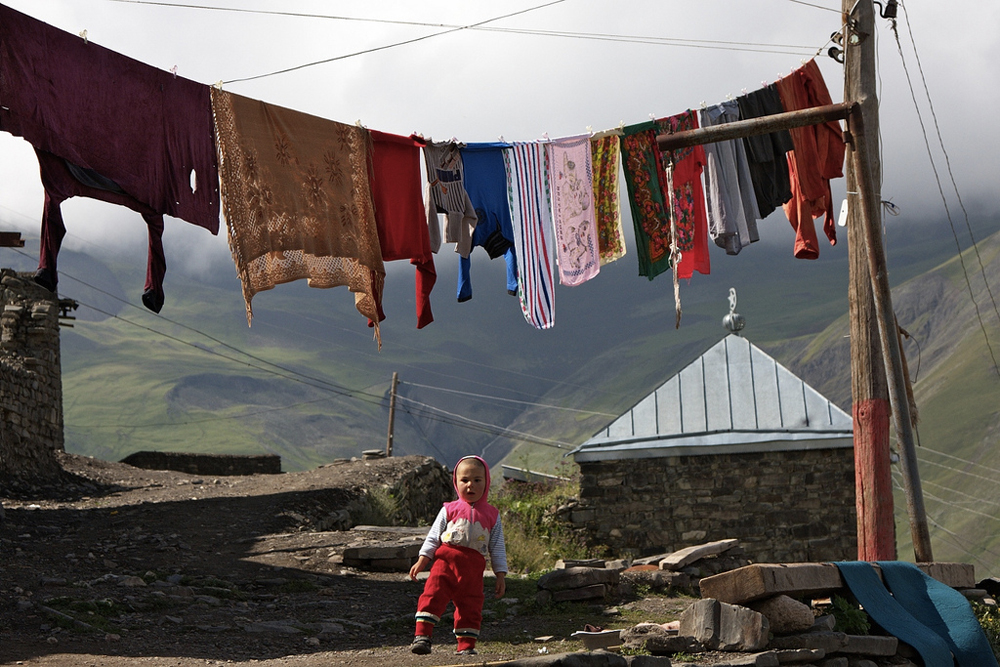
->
<box><xmin>566</xmin><ymin>333</ymin><xmax>857</xmax><ymax>564</ymax></box>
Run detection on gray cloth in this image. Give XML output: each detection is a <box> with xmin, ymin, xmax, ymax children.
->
<box><xmin>700</xmin><ymin>101</ymin><xmax>760</xmax><ymax>255</ymax></box>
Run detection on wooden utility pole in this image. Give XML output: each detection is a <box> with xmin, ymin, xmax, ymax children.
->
<box><xmin>385</xmin><ymin>371</ymin><xmax>399</xmax><ymax>457</ymax></box>
<box><xmin>844</xmin><ymin>0</ymin><xmax>933</xmax><ymax>562</ymax></box>
<box><xmin>843</xmin><ymin>0</ymin><xmax>896</xmax><ymax>561</ymax></box>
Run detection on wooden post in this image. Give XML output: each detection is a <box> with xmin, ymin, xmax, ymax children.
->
<box><xmin>848</xmin><ymin>102</ymin><xmax>933</xmax><ymax>562</ymax></box>
<box><xmin>385</xmin><ymin>372</ymin><xmax>399</xmax><ymax>457</ymax></box>
<box><xmin>0</xmin><ymin>231</ymin><xmax>25</xmax><ymax>247</ymax></box>
<box><xmin>843</xmin><ymin>0</ymin><xmax>896</xmax><ymax>561</ymax></box>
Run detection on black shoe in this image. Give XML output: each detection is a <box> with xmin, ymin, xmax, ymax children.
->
<box><xmin>410</xmin><ymin>636</ymin><xmax>432</xmax><ymax>654</ymax></box>
<box><xmin>456</xmin><ymin>648</ymin><xmax>477</xmax><ymax>655</ymax></box>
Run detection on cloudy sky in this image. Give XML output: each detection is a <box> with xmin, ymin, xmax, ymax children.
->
<box><xmin>0</xmin><ymin>0</ymin><xmax>997</xmax><ymax>277</ymax></box>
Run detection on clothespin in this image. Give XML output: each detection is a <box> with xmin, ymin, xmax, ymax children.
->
<box><xmin>586</xmin><ymin>125</ymin><xmax>594</xmax><ymax>136</ymax></box>
<box><xmin>170</xmin><ymin>65</ymin><xmax>178</xmax><ymax>79</ymax></box>
<box><xmin>618</xmin><ymin>121</ymin><xmax>625</xmax><ymax>130</ymax></box>
<box><xmin>725</xmin><ymin>93</ymin><xmax>734</xmax><ymax>101</ymax></box>
<box><xmin>741</xmin><ymin>88</ymin><xmax>748</xmax><ymax>95</ymax></box>
<box><xmin>700</xmin><ymin>101</ymin><xmax>708</xmax><ymax>109</ymax></box>
<box><xmin>355</xmin><ymin>119</ymin><xmax>364</xmax><ymax>128</ymax></box>
<box><xmin>648</xmin><ymin>112</ymin><xmax>656</xmax><ymax>120</ymax></box>
<box><xmin>541</xmin><ymin>132</ymin><xmax>550</xmax><ymax>142</ymax></box>
<box><xmin>213</xmin><ymin>80</ymin><xmax>224</xmax><ymax>90</ymax></box>
<box><xmin>79</xmin><ymin>29</ymin><xmax>88</xmax><ymax>44</ymax></box>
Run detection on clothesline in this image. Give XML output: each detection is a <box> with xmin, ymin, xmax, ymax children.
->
<box><xmin>0</xmin><ymin>3</ymin><xmax>848</xmax><ymax>347</ymax></box>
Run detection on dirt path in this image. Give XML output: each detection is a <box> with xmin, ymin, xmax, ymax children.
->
<box><xmin>0</xmin><ymin>453</ymin><xmax>699</xmax><ymax>667</ymax></box>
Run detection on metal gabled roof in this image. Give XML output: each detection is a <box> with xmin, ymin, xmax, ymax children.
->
<box><xmin>570</xmin><ymin>334</ymin><xmax>852</xmax><ymax>462</ymax></box>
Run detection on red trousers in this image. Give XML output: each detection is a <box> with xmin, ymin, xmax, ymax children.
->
<box><xmin>414</xmin><ymin>544</ymin><xmax>486</xmax><ymax>651</ymax></box>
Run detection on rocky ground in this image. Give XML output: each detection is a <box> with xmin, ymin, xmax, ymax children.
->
<box><xmin>0</xmin><ymin>453</ymin><xmax>699</xmax><ymax>667</ymax></box>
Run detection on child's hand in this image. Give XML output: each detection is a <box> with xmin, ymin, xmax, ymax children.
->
<box><xmin>409</xmin><ymin>556</ymin><xmax>430</xmax><ymax>581</ymax></box>
<box><xmin>494</xmin><ymin>572</ymin><xmax>506</xmax><ymax>599</ymax></box>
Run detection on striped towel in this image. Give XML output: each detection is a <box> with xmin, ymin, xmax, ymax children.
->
<box><xmin>505</xmin><ymin>142</ymin><xmax>556</xmax><ymax>329</ymax></box>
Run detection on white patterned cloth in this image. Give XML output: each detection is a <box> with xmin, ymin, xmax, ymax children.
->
<box><xmin>547</xmin><ymin>135</ymin><xmax>600</xmax><ymax>286</ymax></box>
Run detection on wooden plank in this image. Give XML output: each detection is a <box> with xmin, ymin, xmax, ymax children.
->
<box><xmin>655</xmin><ymin>103</ymin><xmax>853</xmax><ymax>152</ymax></box>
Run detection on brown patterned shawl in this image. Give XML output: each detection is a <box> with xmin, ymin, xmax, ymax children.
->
<box><xmin>211</xmin><ymin>88</ymin><xmax>385</xmax><ymax>345</ymax></box>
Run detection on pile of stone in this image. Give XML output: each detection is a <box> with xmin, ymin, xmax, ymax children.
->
<box><xmin>617</xmin><ymin>561</ymin><xmax>985</xmax><ymax>666</ymax></box>
<box><xmin>338</xmin><ymin>526</ymin><xmax>427</xmax><ymax>572</ymax></box>
<box><xmin>620</xmin><ymin>539</ymin><xmax>750</xmax><ymax>596</ymax></box>
<box><xmin>535</xmin><ymin>540</ymin><xmax>751</xmax><ymax>605</ymax></box>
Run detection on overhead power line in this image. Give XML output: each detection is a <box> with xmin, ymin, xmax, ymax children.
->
<box><xmin>401</xmin><ymin>381</ymin><xmax>618</xmax><ymax>418</ymax></box>
<box><xmin>890</xmin><ymin>3</ymin><xmax>1000</xmax><ymax>378</ymax></box>
<box><xmin>104</xmin><ymin>0</ymin><xmax>824</xmax><ymax>84</ymax></box>
<box><xmin>220</xmin><ymin>0</ymin><xmax>570</xmax><ymax>84</ymax></box>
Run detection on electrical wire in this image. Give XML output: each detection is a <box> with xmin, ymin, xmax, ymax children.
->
<box><xmin>896</xmin><ymin>1</ymin><xmax>1000</xmax><ymax>330</ymax></box>
<box><xmin>889</xmin><ymin>5</ymin><xmax>1000</xmax><ymax>378</ymax></box>
<box><xmin>401</xmin><ymin>381</ymin><xmax>619</xmax><ymax>418</ymax></box>
<box><xmin>785</xmin><ymin>0</ymin><xmax>842</xmax><ymax>13</ymax></box>
<box><xmin>104</xmin><ymin>0</ymin><xmax>822</xmax><ymax>56</ymax></box>
<box><xmin>892</xmin><ymin>472</ymin><xmax>1000</xmax><ymax>569</ymax></box>
<box><xmin>221</xmin><ymin>0</ymin><xmax>570</xmax><ymax>84</ymax></box>
<box><xmin>915</xmin><ymin>455</ymin><xmax>1000</xmax><ymax>486</ymax></box>
<box><xmin>8</xmin><ymin>248</ymin><xmax>379</xmax><ymax>402</ymax></box>
<box><xmin>919</xmin><ymin>446</ymin><xmax>1000</xmax><ymax>477</ymax></box>
<box><xmin>394</xmin><ymin>395</ymin><xmax>575</xmax><ymax>450</ymax></box>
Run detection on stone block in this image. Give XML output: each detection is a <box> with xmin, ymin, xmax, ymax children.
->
<box><xmin>551</xmin><ymin>584</ymin><xmax>607</xmax><ymax>602</ymax></box>
<box><xmin>537</xmin><ymin>566</ymin><xmax>620</xmax><ymax>591</ymax></box>
<box><xmin>749</xmin><ymin>595</ymin><xmax>815</xmax><ymax>634</ymax></box>
<box><xmin>342</xmin><ymin>543</ymin><xmax>421</xmax><ymax>561</ymax></box>
<box><xmin>699</xmin><ymin>564</ymin><xmax>844</xmax><ymax>605</ymax></box>
<box><xmin>913</xmin><ymin>561</ymin><xmax>975</xmax><ymax>589</ymax></box>
<box><xmin>767</xmin><ymin>631</ymin><xmax>847</xmax><ymax>653</ymax></box>
<box><xmin>816</xmin><ymin>658</ymin><xmax>848</xmax><ymax>667</ymax></box>
<box><xmin>838</xmin><ymin>634</ymin><xmax>897</xmax><ymax>656</ymax></box>
<box><xmin>659</xmin><ymin>539</ymin><xmax>740</xmax><ymax>571</ymax></box>
<box><xmin>621</xmin><ymin>623</ymin><xmax>697</xmax><ymax>656</ymax></box>
<box><xmin>771</xmin><ymin>648</ymin><xmax>825</xmax><ymax>662</ymax></box>
<box><xmin>679</xmin><ymin>598</ymin><xmax>719</xmax><ymax>645</ymax></box>
<box><xmin>717</xmin><ymin>602</ymin><xmax>769</xmax><ymax>652</ymax></box>
<box><xmin>623</xmin><ymin>656</ymin><xmax>673</xmax><ymax>667</ymax></box>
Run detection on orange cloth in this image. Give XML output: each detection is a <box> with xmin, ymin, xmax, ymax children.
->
<box><xmin>775</xmin><ymin>59</ymin><xmax>846</xmax><ymax>259</ymax></box>
<box><xmin>211</xmin><ymin>89</ymin><xmax>385</xmax><ymax>345</ymax></box>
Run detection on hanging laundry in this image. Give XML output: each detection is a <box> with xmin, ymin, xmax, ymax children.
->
<box><xmin>504</xmin><ymin>142</ymin><xmax>556</xmax><ymax>330</ymax></box>
<box><xmin>423</xmin><ymin>141</ymin><xmax>477</xmax><ymax>258</ymax></box>
<box><xmin>775</xmin><ymin>59</ymin><xmax>846</xmax><ymax>259</ymax></box>
<box><xmin>590</xmin><ymin>132</ymin><xmax>627</xmax><ymax>266</ymax></box>
<box><xmin>736</xmin><ymin>85</ymin><xmax>795</xmax><ymax>219</ymax></box>
<box><xmin>657</xmin><ymin>110</ymin><xmax>710</xmax><ymax>279</ymax></box>
<box><xmin>0</xmin><ymin>4</ymin><xmax>220</xmax><ymax>310</ymax></box>
<box><xmin>458</xmin><ymin>143</ymin><xmax>519</xmax><ymax>303</ymax></box>
<box><xmin>621</xmin><ymin>120</ymin><xmax>673</xmax><ymax>280</ymax></box>
<box><xmin>34</xmin><ymin>149</ymin><xmax>169</xmax><ymax>312</ymax></box>
<box><xmin>546</xmin><ymin>135</ymin><xmax>599</xmax><ymax>286</ymax></box>
<box><xmin>367</xmin><ymin>131</ymin><xmax>436</xmax><ymax>329</ymax></box>
<box><xmin>699</xmin><ymin>101</ymin><xmax>761</xmax><ymax>255</ymax></box>
<box><xmin>210</xmin><ymin>89</ymin><xmax>385</xmax><ymax>345</ymax></box>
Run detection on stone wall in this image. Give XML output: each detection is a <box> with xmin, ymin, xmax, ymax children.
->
<box><xmin>121</xmin><ymin>451</ymin><xmax>283</xmax><ymax>476</ymax></box>
<box><xmin>0</xmin><ymin>269</ymin><xmax>64</xmax><ymax>483</ymax></box>
<box><xmin>570</xmin><ymin>448</ymin><xmax>857</xmax><ymax>564</ymax></box>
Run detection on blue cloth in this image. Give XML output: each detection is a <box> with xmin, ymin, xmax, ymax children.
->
<box><xmin>458</xmin><ymin>143</ymin><xmax>518</xmax><ymax>301</ymax></box>
<box><xmin>879</xmin><ymin>561</ymin><xmax>998</xmax><ymax>667</ymax></box>
<box><xmin>834</xmin><ymin>561</ymin><xmax>954</xmax><ymax>667</ymax></box>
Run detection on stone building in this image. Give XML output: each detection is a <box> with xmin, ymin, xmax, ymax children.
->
<box><xmin>566</xmin><ymin>331</ymin><xmax>857</xmax><ymax>564</ymax></box>
<box><xmin>0</xmin><ymin>268</ymin><xmax>69</xmax><ymax>485</ymax></box>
